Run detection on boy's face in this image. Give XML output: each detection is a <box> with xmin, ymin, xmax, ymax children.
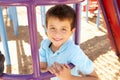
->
<box><xmin>46</xmin><ymin>17</ymin><xmax>75</xmax><ymax>48</ymax></box>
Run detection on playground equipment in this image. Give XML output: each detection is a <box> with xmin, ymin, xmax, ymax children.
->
<box><xmin>0</xmin><ymin>0</ymin><xmax>120</xmax><ymax>79</ymax></box>
<box><xmin>0</xmin><ymin>7</ymin><xmax>11</xmax><ymax>66</ymax></box>
<box><xmin>7</xmin><ymin>6</ymin><xmax>19</xmax><ymax>36</ymax></box>
<box><xmin>40</xmin><ymin>6</ymin><xmax>46</xmax><ymax>32</ymax></box>
<box><xmin>83</xmin><ymin>0</ymin><xmax>98</xmax><ymax>15</ymax></box>
<box><xmin>0</xmin><ymin>0</ymin><xmax>83</xmax><ymax>80</ymax></box>
<box><xmin>83</xmin><ymin>0</ymin><xmax>101</xmax><ymax>27</ymax></box>
<box><xmin>98</xmin><ymin>0</ymin><xmax>120</xmax><ymax>57</ymax></box>
<box><xmin>0</xmin><ymin>7</ymin><xmax>18</xmax><ymax>66</ymax></box>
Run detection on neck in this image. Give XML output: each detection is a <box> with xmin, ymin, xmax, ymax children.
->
<box><xmin>51</xmin><ymin>44</ymin><xmax>60</xmax><ymax>53</ymax></box>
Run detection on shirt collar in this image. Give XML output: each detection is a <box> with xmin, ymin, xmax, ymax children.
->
<box><xmin>58</xmin><ymin>39</ymin><xmax>72</xmax><ymax>53</ymax></box>
<box><xmin>42</xmin><ymin>39</ymin><xmax>73</xmax><ymax>53</ymax></box>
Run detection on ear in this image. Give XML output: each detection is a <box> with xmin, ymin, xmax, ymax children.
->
<box><xmin>45</xmin><ymin>27</ymin><xmax>48</xmax><ymax>36</ymax></box>
<box><xmin>71</xmin><ymin>28</ymin><xmax>76</xmax><ymax>33</ymax></box>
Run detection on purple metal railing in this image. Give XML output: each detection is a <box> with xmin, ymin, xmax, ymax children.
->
<box><xmin>0</xmin><ymin>0</ymin><xmax>84</xmax><ymax>80</ymax></box>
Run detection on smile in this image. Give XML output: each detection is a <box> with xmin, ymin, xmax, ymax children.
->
<box><xmin>53</xmin><ymin>38</ymin><xmax>63</xmax><ymax>41</ymax></box>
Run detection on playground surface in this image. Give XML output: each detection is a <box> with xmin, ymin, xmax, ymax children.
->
<box><xmin>0</xmin><ymin>6</ymin><xmax>120</xmax><ymax>80</ymax></box>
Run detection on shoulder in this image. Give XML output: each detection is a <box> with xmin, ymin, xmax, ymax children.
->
<box><xmin>67</xmin><ymin>41</ymin><xmax>87</xmax><ymax>58</ymax></box>
<box><xmin>41</xmin><ymin>38</ymin><xmax>50</xmax><ymax>45</ymax></box>
<box><xmin>68</xmin><ymin>40</ymin><xmax>82</xmax><ymax>52</ymax></box>
<box><xmin>65</xmin><ymin>40</ymin><xmax>85</xmax><ymax>57</ymax></box>
<box><xmin>40</xmin><ymin>38</ymin><xmax>51</xmax><ymax>49</ymax></box>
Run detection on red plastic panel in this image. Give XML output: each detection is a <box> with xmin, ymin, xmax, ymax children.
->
<box><xmin>83</xmin><ymin>0</ymin><xmax>98</xmax><ymax>12</ymax></box>
<box><xmin>102</xmin><ymin>0</ymin><xmax>120</xmax><ymax>54</ymax></box>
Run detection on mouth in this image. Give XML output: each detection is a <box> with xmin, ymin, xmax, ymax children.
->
<box><xmin>52</xmin><ymin>38</ymin><xmax>63</xmax><ymax>41</ymax></box>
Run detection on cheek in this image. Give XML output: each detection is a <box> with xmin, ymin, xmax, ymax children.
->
<box><xmin>46</xmin><ymin>31</ymin><xmax>53</xmax><ymax>38</ymax></box>
<box><xmin>47</xmin><ymin>31</ymin><xmax>54</xmax><ymax>36</ymax></box>
<box><xmin>65</xmin><ymin>33</ymin><xmax>73</xmax><ymax>38</ymax></box>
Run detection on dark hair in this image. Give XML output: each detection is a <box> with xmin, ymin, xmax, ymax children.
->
<box><xmin>46</xmin><ymin>5</ymin><xmax>76</xmax><ymax>30</ymax></box>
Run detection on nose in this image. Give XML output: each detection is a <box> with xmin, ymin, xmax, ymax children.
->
<box><xmin>53</xmin><ymin>30</ymin><xmax>62</xmax><ymax>37</ymax></box>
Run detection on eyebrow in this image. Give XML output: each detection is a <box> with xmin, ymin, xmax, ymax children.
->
<box><xmin>48</xmin><ymin>25</ymin><xmax>54</xmax><ymax>27</ymax></box>
<box><xmin>61</xmin><ymin>26</ymin><xmax>69</xmax><ymax>29</ymax></box>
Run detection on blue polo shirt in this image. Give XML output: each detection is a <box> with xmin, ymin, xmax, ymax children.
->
<box><xmin>39</xmin><ymin>39</ymin><xmax>94</xmax><ymax>80</ymax></box>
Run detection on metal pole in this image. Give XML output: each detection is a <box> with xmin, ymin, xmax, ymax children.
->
<box><xmin>0</xmin><ymin>7</ymin><xmax>11</xmax><ymax>65</ymax></box>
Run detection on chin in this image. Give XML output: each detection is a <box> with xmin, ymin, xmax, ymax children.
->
<box><xmin>53</xmin><ymin>43</ymin><xmax>62</xmax><ymax>47</ymax></box>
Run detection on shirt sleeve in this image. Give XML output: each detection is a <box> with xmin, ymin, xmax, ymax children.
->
<box><xmin>70</xmin><ymin>47</ymin><xmax>94</xmax><ymax>75</ymax></box>
<box><xmin>39</xmin><ymin>40</ymin><xmax>47</xmax><ymax>62</ymax></box>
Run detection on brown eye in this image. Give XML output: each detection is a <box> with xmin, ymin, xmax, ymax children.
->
<box><xmin>50</xmin><ymin>27</ymin><xmax>55</xmax><ymax>30</ymax></box>
<box><xmin>62</xmin><ymin>28</ymin><xmax>66</xmax><ymax>31</ymax></box>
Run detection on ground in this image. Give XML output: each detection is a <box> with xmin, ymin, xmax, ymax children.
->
<box><xmin>0</xmin><ymin>7</ymin><xmax>120</xmax><ymax>80</ymax></box>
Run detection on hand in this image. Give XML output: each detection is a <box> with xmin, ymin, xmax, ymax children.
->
<box><xmin>48</xmin><ymin>62</ymin><xmax>72</xmax><ymax>80</ymax></box>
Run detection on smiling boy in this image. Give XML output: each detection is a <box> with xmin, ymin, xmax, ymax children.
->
<box><xmin>39</xmin><ymin>5</ymin><xmax>99</xmax><ymax>80</ymax></box>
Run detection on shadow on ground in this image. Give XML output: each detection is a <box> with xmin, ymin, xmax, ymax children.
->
<box><xmin>80</xmin><ymin>35</ymin><xmax>111</xmax><ymax>61</ymax></box>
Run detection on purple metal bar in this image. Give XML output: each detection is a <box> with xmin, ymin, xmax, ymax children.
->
<box><xmin>98</xmin><ymin>0</ymin><xmax>119</xmax><ymax>54</ymax></box>
<box><xmin>0</xmin><ymin>63</ymin><xmax>74</xmax><ymax>80</ymax></box>
<box><xmin>0</xmin><ymin>0</ymin><xmax>30</xmax><ymax>6</ymax></box>
<box><xmin>27</xmin><ymin>4</ymin><xmax>40</xmax><ymax>78</ymax></box>
<box><xmin>35</xmin><ymin>0</ymin><xmax>84</xmax><ymax>5</ymax></box>
<box><xmin>0</xmin><ymin>0</ymin><xmax>83</xmax><ymax>79</ymax></box>
<box><xmin>75</xmin><ymin>3</ymin><xmax>81</xmax><ymax>45</ymax></box>
<box><xmin>1</xmin><ymin>74</ymin><xmax>33</xmax><ymax>80</ymax></box>
<box><xmin>0</xmin><ymin>0</ymin><xmax>84</xmax><ymax>6</ymax></box>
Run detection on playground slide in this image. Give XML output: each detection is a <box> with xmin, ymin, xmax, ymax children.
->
<box><xmin>83</xmin><ymin>0</ymin><xmax>98</xmax><ymax>13</ymax></box>
<box><xmin>98</xmin><ymin>0</ymin><xmax>120</xmax><ymax>57</ymax></box>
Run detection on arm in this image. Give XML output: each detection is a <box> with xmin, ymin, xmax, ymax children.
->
<box><xmin>70</xmin><ymin>70</ymin><xmax>99</xmax><ymax>80</ymax></box>
<box><xmin>40</xmin><ymin>62</ymin><xmax>48</xmax><ymax>73</ymax></box>
<box><xmin>48</xmin><ymin>62</ymin><xmax>99</xmax><ymax>80</ymax></box>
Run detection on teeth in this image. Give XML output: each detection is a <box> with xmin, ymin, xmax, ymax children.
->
<box><xmin>55</xmin><ymin>39</ymin><xmax>60</xmax><ymax>40</ymax></box>
<box><xmin>54</xmin><ymin>38</ymin><xmax>61</xmax><ymax>41</ymax></box>
<box><xmin>55</xmin><ymin>39</ymin><xmax>60</xmax><ymax>41</ymax></box>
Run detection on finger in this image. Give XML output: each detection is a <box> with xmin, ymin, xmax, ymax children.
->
<box><xmin>53</xmin><ymin>63</ymin><xmax>62</xmax><ymax>74</ymax></box>
<box><xmin>48</xmin><ymin>65</ymin><xmax>57</xmax><ymax>74</ymax></box>
<box><xmin>64</xmin><ymin>64</ymin><xmax>70</xmax><ymax>69</ymax></box>
<box><xmin>48</xmin><ymin>67</ymin><xmax>54</xmax><ymax>74</ymax></box>
<box><xmin>54</xmin><ymin>62</ymin><xmax>63</xmax><ymax>71</ymax></box>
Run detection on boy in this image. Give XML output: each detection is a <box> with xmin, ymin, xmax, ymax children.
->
<box><xmin>0</xmin><ymin>51</ymin><xmax>5</xmax><ymax>76</ymax></box>
<box><xmin>39</xmin><ymin>5</ymin><xmax>99</xmax><ymax>80</ymax></box>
